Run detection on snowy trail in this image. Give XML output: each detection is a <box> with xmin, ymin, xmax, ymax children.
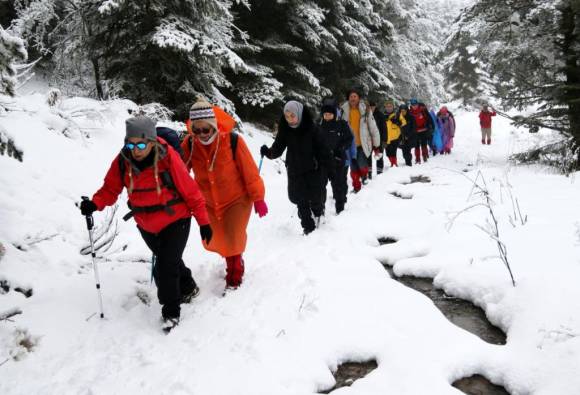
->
<box><xmin>1</xmin><ymin>97</ymin><xmax>580</xmax><ymax>394</ymax></box>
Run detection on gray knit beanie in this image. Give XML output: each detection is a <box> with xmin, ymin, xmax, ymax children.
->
<box><xmin>125</xmin><ymin>116</ymin><xmax>157</xmax><ymax>141</ymax></box>
<box><xmin>283</xmin><ymin>100</ymin><xmax>304</xmax><ymax>129</ymax></box>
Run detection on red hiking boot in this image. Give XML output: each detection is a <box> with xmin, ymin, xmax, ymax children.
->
<box><xmin>421</xmin><ymin>146</ymin><xmax>429</xmax><ymax>162</ymax></box>
<box><xmin>226</xmin><ymin>255</ymin><xmax>245</xmax><ymax>288</ymax></box>
<box><xmin>350</xmin><ymin>170</ymin><xmax>362</xmax><ymax>192</ymax></box>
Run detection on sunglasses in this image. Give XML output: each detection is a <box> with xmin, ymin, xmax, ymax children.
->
<box><xmin>192</xmin><ymin>127</ymin><xmax>214</xmax><ymax>135</ymax></box>
<box><xmin>124</xmin><ymin>142</ymin><xmax>148</xmax><ymax>151</ymax></box>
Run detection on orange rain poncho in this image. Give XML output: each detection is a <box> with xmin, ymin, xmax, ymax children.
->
<box><xmin>181</xmin><ymin>107</ymin><xmax>265</xmax><ymax>257</ymax></box>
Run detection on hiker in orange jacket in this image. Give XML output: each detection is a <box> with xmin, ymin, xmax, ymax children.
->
<box><xmin>181</xmin><ymin>98</ymin><xmax>267</xmax><ymax>289</ymax></box>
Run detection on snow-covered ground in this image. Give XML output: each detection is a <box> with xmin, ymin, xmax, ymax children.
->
<box><xmin>1</xmin><ymin>94</ymin><xmax>579</xmax><ymax>394</ymax></box>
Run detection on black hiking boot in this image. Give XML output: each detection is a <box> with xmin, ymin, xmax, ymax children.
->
<box><xmin>303</xmin><ymin>225</ymin><xmax>316</xmax><ymax>235</ymax></box>
<box><xmin>181</xmin><ymin>284</ymin><xmax>200</xmax><ymax>304</ymax></box>
<box><xmin>161</xmin><ymin>316</ymin><xmax>179</xmax><ymax>334</ymax></box>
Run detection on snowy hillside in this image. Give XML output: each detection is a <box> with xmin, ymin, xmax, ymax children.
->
<box><xmin>1</xmin><ymin>95</ymin><xmax>580</xmax><ymax>394</ymax></box>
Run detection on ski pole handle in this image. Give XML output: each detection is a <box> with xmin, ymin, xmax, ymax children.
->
<box><xmin>81</xmin><ymin>196</ymin><xmax>94</xmax><ymax>231</ymax></box>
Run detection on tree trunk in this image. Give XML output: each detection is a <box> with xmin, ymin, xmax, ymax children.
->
<box><xmin>91</xmin><ymin>58</ymin><xmax>104</xmax><ymax>100</ymax></box>
<box><xmin>560</xmin><ymin>1</ymin><xmax>580</xmax><ymax>169</ymax></box>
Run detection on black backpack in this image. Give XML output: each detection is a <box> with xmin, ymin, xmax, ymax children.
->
<box><xmin>156</xmin><ymin>126</ymin><xmax>183</xmax><ymax>156</ymax></box>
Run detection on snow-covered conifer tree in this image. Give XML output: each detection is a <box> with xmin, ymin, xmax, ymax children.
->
<box><xmin>0</xmin><ymin>26</ymin><xmax>26</xmax><ymax>96</ymax></box>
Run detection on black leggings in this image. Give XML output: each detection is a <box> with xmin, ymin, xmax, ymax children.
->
<box><xmin>139</xmin><ymin>217</ymin><xmax>196</xmax><ymax>319</ymax></box>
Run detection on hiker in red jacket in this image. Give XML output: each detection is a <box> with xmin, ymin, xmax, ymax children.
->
<box><xmin>479</xmin><ymin>104</ymin><xmax>496</xmax><ymax>145</ymax></box>
<box><xmin>79</xmin><ymin>116</ymin><xmax>211</xmax><ymax>333</ymax></box>
<box><xmin>409</xmin><ymin>98</ymin><xmax>434</xmax><ymax>164</ymax></box>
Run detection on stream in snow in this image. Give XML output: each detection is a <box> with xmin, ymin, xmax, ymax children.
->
<box><xmin>378</xmin><ymin>235</ymin><xmax>509</xmax><ymax>394</ymax></box>
<box><xmin>314</xmin><ymin>234</ymin><xmax>511</xmax><ymax>394</ymax></box>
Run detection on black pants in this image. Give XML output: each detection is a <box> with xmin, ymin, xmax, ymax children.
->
<box><xmin>386</xmin><ymin>139</ymin><xmax>400</xmax><ymax>157</ymax></box>
<box><xmin>416</xmin><ymin>131</ymin><xmax>431</xmax><ymax>148</ymax></box>
<box><xmin>366</xmin><ymin>154</ymin><xmax>373</xmax><ymax>179</ymax></box>
<box><xmin>288</xmin><ymin>169</ymin><xmax>324</xmax><ymax>233</ymax></box>
<box><xmin>323</xmin><ymin>163</ymin><xmax>349</xmax><ymax>213</ymax></box>
<box><xmin>400</xmin><ymin>142</ymin><xmax>413</xmax><ymax>166</ymax></box>
<box><xmin>138</xmin><ymin>217</ymin><xmax>196</xmax><ymax>319</ymax></box>
<box><xmin>376</xmin><ymin>146</ymin><xmax>385</xmax><ymax>173</ymax></box>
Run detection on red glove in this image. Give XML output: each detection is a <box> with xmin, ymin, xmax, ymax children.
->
<box><xmin>253</xmin><ymin>200</ymin><xmax>268</xmax><ymax>218</ymax></box>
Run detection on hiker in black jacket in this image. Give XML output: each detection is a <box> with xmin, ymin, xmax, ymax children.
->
<box><xmin>261</xmin><ymin>101</ymin><xmax>332</xmax><ymax>234</ymax></box>
<box><xmin>319</xmin><ymin>98</ymin><xmax>354</xmax><ymax>215</ymax></box>
<box><xmin>398</xmin><ymin>104</ymin><xmax>417</xmax><ymax>167</ymax></box>
<box><xmin>369</xmin><ymin>100</ymin><xmax>387</xmax><ymax>175</ymax></box>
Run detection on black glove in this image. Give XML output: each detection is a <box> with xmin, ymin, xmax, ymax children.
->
<box><xmin>260</xmin><ymin>145</ymin><xmax>269</xmax><ymax>158</ymax></box>
<box><xmin>200</xmin><ymin>224</ymin><xmax>213</xmax><ymax>245</ymax></box>
<box><xmin>80</xmin><ymin>199</ymin><xmax>97</xmax><ymax>216</ymax></box>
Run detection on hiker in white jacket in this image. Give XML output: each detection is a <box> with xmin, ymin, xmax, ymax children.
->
<box><xmin>339</xmin><ymin>88</ymin><xmax>381</xmax><ymax>192</ymax></box>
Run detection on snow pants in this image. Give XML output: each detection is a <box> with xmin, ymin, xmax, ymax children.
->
<box><xmin>138</xmin><ymin>217</ymin><xmax>196</xmax><ymax>319</ymax></box>
<box><xmin>288</xmin><ymin>169</ymin><xmax>325</xmax><ymax>233</ymax></box>
<box><xmin>323</xmin><ymin>162</ymin><xmax>349</xmax><ymax>213</ymax></box>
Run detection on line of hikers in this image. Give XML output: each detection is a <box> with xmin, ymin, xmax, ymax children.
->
<box><xmin>78</xmin><ymin>91</ymin><xmax>456</xmax><ymax>332</ymax></box>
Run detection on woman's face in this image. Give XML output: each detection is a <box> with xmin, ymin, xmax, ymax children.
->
<box><xmin>285</xmin><ymin>111</ymin><xmax>299</xmax><ymax>127</ymax></box>
<box><xmin>192</xmin><ymin>120</ymin><xmax>217</xmax><ymax>142</ymax></box>
<box><xmin>125</xmin><ymin>137</ymin><xmax>153</xmax><ymax>161</ymax></box>
<box><xmin>323</xmin><ymin>112</ymin><xmax>335</xmax><ymax>121</ymax></box>
<box><xmin>348</xmin><ymin>93</ymin><xmax>360</xmax><ymax>108</ymax></box>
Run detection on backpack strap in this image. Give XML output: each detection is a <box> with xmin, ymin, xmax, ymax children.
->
<box><xmin>119</xmin><ymin>149</ymin><xmax>183</xmax><ymax>221</ymax></box>
<box><xmin>122</xmin><ymin>198</ymin><xmax>183</xmax><ymax>221</ymax></box>
<box><xmin>118</xmin><ymin>154</ymin><xmax>126</xmax><ymax>185</ymax></box>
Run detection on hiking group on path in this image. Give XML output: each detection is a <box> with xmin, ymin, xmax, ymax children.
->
<box><xmin>79</xmin><ymin>91</ymin><xmax>495</xmax><ymax>332</ymax></box>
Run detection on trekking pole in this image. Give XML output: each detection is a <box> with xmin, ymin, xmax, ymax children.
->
<box><xmin>81</xmin><ymin>196</ymin><xmax>105</xmax><ymax>319</ymax></box>
<box><xmin>258</xmin><ymin>156</ymin><xmax>264</xmax><ymax>174</ymax></box>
